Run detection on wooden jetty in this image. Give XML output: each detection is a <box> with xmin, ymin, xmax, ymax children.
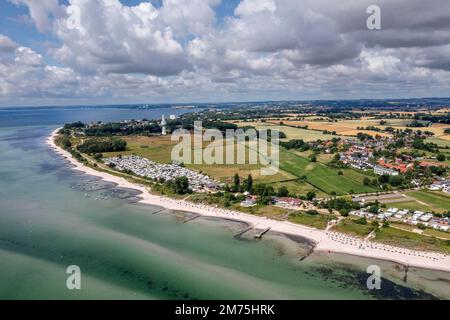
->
<box><xmin>254</xmin><ymin>227</ymin><xmax>271</xmax><ymax>239</ymax></box>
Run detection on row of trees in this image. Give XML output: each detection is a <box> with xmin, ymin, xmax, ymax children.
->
<box><xmin>77</xmin><ymin>138</ymin><xmax>127</xmax><ymax>153</ymax></box>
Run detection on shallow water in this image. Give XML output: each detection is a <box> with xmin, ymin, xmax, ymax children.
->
<box><xmin>0</xmin><ymin>108</ymin><xmax>448</xmax><ymax>300</ymax></box>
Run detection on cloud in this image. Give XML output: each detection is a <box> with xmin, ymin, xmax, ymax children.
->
<box><xmin>49</xmin><ymin>0</ymin><xmax>193</xmax><ymax>76</ymax></box>
<box><xmin>9</xmin><ymin>0</ymin><xmax>62</xmax><ymax>32</ymax></box>
<box><xmin>2</xmin><ymin>0</ymin><xmax>450</xmax><ymax>106</ymax></box>
<box><xmin>0</xmin><ymin>35</ymin><xmax>19</xmax><ymax>53</ymax></box>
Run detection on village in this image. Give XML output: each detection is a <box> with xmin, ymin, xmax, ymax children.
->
<box><xmin>337</xmin><ymin>133</ymin><xmax>449</xmax><ymax>192</ymax></box>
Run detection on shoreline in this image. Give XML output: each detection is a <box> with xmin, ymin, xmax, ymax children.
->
<box><xmin>46</xmin><ymin>128</ymin><xmax>450</xmax><ymax>273</ymax></box>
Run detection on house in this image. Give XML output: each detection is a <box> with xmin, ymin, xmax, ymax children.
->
<box><xmin>273</xmin><ymin>197</ymin><xmax>303</xmax><ymax>207</ymax></box>
<box><xmin>420</xmin><ymin>214</ymin><xmax>433</xmax><ymax>222</ymax></box>
<box><xmin>240</xmin><ymin>198</ymin><xmax>256</xmax><ymax>207</ymax></box>
<box><xmin>420</xmin><ymin>161</ymin><xmax>448</xmax><ymax>168</ymax></box>
<box><xmin>373</xmin><ymin>165</ymin><xmax>398</xmax><ymax>176</ymax></box>
<box><xmin>386</xmin><ymin>208</ymin><xmax>398</xmax><ymax>214</ymax></box>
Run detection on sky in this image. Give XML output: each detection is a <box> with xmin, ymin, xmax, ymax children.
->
<box><xmin>1</xmin><ymin>0</ymin><xmax>450</xmax><ymax>107</ymax></box>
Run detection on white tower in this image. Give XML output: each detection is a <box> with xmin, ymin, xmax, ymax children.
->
<box><xmin>161</xmin><ymin>115</ymin><xmax>167</xmax><ymax>135</ymax></box>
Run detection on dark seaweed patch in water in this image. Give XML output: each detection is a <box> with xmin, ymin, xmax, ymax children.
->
<box><xmin>311</xmin><ymin>266</ymin><xmax>439</xmax><ymax>300</ymax></box>
<box><xmin>38</xmin><ymin>160</ymin><xmax>66</xmax><ymax>174</ymax></box>
<box><xmin>0</xmin><ymin>237</ymin><xmax>197</xmax><ymax>300</ymax></box>
<box><xmin>116</xmin><ymin>267</ymin><xmax>198</xmax><ymax>300</ymax></box>
<box><xmin>1</xmin><ymin>128</ymin><xmax>47</xmax><ymax>151</ymax></box>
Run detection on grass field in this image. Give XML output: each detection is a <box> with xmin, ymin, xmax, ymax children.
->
<box><xmin>103</xmin><ymin>135</ymin><xmax>295</xmax><ymax>185</ymax></box>
<box><xmin>423</xmin><ymin>229</ymin><xmax>450</xmax><ymax>240</ymax></box>
<box><xmin>405</xmin><ymin>190</ymin><xmax>450</xmax><ymax>213</ymax></box>
<box><xmin>280</xmin><ymin>150</ymin><xmax>377</xmax><ymax>195</ymax></box>
<box><xmin>270</xmin><ymin>180</ymin><xmax>327</xmax><ymax>198</ymax></box>
<box><xmin>332</xmin><ymin>219</ymin><xmax>375</xmax><ymax>237</ymax></box>
<box><xmin>392</xmin><ymin>201</ymin><xmax>434</xmax><ymax>213</ymax></box>
<box><xmin>374</xmin><ymin>227</ymin><xmax>450</xmax><ymax>253</ymax></box>
<box><xmin>288</xmin><ymin>212</ymin><xmax>336</xmax><ymax>230</ymax></box>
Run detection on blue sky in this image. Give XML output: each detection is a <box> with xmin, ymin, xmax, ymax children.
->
<box><xmin>1</xmin><ymin>0</ymin><xmax>450</xmax><ymax>107</ymax></box>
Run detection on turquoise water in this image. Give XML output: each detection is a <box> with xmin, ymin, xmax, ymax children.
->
<box><xmin>0</xmin><ymin>108</ymin><xmax>448</xmax><ymax>299</ymax></box>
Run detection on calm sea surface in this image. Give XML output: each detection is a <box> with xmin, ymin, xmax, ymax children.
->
<box><xmin>0</xmin><ymin>106</ymin><xmax>448</xmax><ymax>299</ymax></box>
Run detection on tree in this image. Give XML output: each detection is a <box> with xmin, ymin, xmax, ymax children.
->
<box><xmin>169</xmin><ymin>177</ymin><xmax>191</xmax><ymax>195</ymax></box>
<box><xmin>363</xmin><ymin>177</ymin><xmax>370</xmax><ymax>186</ymax></box>
<box><xmin>309</xmin><ymin>153</ymin><xmax>317</xmax><ymax>162</ymax></box>
<box><xmin>244</xmin><ymin>174</ymin><xmax>253</xmax><ymax>192</ymax></box>
<box><xmin>389</xmin><ymin>175</ymin><xmax>404</xmax><ymax>186</ymax></box>
<box><xmin>77</xmin><ymin>138</ymin><xmax>127</xmax><ymax>153</ymax></box>
<box><xmin>378</xmin><ymin>174</ymin><xmax>389</xmax><ymax>184</ymax></box>
<box><xmin>277</xmin><ymin>186</ymin><xmax>289</xmax><ymax>197</ymax></box>
<box><xmin>306</xmin><ymin>191</ymin><xmax>316</xmax><ymax>201</ymax></box>
<box><xmin>233</xmin><ymin>173</ymin><xmax>240</xmax><ymax>188</ymax></box>
<box><xmin>437</xmin><ymin>154</ymin><xmax>446</xmax><ymax>161</ymax></box>
<box><xmin>253</xmin><ymin>184</ymin><xmax>275</xmax><ymax>197</ymax></box>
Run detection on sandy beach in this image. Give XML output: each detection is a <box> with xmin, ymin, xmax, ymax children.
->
<box><xmin>47</xmin><ymin>129</ymin><xmax>450</xmax><ymax>273</ymax></box>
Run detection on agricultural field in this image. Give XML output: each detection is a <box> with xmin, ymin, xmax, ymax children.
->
<box><xmin>233</xmin><ymin>121</ymin><xmax>349</xmax><ymax>141</ymax></box>
<box><xmin>280</xmin><ymin>150</ymin><xmax>377</xmax><ymax>195</ymax></box>
<box><xmin>264</xmin><ymin>118</ymin><xmax>450</xmax><ymax>140</ymax></box>
<box><xmin>425</xmin><ymin>137</ymin><xmax>450</xmax><ymax>148</ymax></box>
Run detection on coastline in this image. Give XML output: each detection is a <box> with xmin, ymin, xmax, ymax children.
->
<box><xmin>46</xmin><ymin>128</ymin><xmax>450</xmax><ymax>273</ymax></box>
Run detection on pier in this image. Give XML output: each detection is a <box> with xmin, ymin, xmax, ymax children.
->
<box><xmin>254</xmin><ymin>227</ymin><xmax>271</xmax><ymax>239</ymax></box>
<box><xmin>183</xmin><ymin>214</ymin><xmax>201</xmax><ymax>223</ymax></box>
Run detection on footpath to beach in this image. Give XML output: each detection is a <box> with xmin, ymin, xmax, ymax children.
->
<box><xmin>47</xmin><ymin>129</ymin><xmax>450</xmax><ymax>273</ymax></box>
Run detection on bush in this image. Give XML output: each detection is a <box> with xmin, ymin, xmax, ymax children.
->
<box><xmin>363</xmin><ymin>177</ymin><xmax>370</xmax><ymax>186</ymax></box>
<box><xmin>417</xmin><ymin>223</ymin><xmax>427</xmax><ymax>230</ymax></box>
<box><xmin>277</xmin><ymin>186</ymin><xmax>289</xmax><ymax>197</ymax></box>
<box><xmin>355</xmin><ymin>217</ymin><xmax>367</xmax><ymax>225</ymax></box>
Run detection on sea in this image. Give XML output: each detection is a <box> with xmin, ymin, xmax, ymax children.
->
<box><xmin>0</xmin><ymin>105</ymin><xmax>448</xmax><ymax>300</ymax></box>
